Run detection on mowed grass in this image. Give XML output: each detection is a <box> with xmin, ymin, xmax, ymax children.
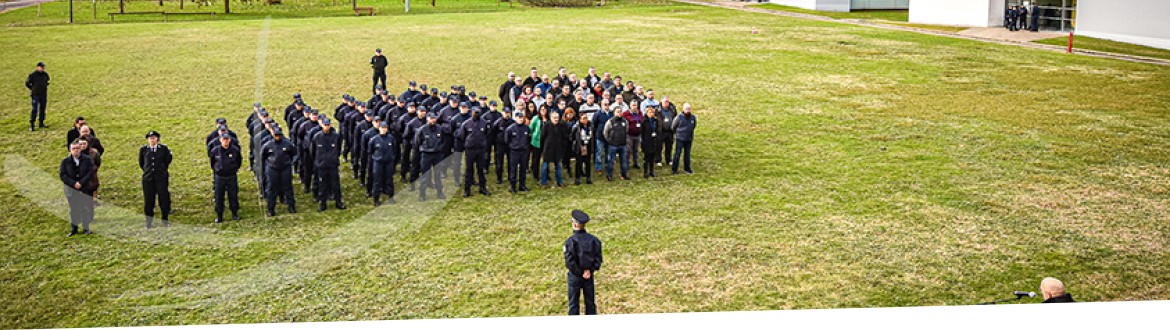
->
<box><xmin>2</xmin><ymin>2</ymin><xmax>1170</xmax><ymax>328</ymax></box>
<box><xmin>1036</xmin><ymin>35</ymin><xmax>1170</xmax><ymax>61</ymax></box>
<box><xmin>748</xmin><ymin>4</ymin><xmax>908</xmax><ymax>21</ymax></box>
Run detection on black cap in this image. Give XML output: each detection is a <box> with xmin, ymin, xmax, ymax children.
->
<box><xmin>479</xmin><ymin>95</ymin><xmax>488</xmax><ymax>100</ymax></box>
<box><xmin>426</xmin><ymin>112</ymin><xmax>439</xmax><ymax>119</ymax></box>
<box><xmin>36</xmin><ymin>62</ymin><xmax>45</xmax><ymax>67</ymax></box>
<box><xmin>253</xmin><ymin>102</ymin><xmax>262</xmax><ymax>108</ymax></box>
<box><xmin>571</xmin><ymin>210</ymin><xmax>590</xmax><ymax>224</ymax></box>
<box><xmin>420</xmin><ymin>84</ymin><xmax>428</xmax><ymax>90</ymax></box>
<box><xmin>216</xmin><ymin>117</ymin><xmax>227</xmax><ymax>124</ymax></box>
<box><xmin>220</xmin><ymin>133</ymin><xmax>232</xmax><ymax>139</ymax></box>
<box><xmin>273</xmin><ymin>128</ymin><xmax>284</xmax><ymax>136</ymax></box>
<box><xmin>469</xmin><ymin>91</ymin><xmax>477</xmax><ymax>98</ymax></box>
<box><xmin>321</xmin><ymin>118</ymin><xmax>332</xmax><ymax>125</ymax></box>
<box><xmin>489</xmin><ymin>100</ymin><xmax>498</xmax><ymax>106</ymax></box>
<box><xmin>376</xmin><ymin>48</ymin><xmax>382</xmax><ymax>53</ymax></box>
<box><xmin>378</xmin><ymin>122</ymin><xmax>389</xmax><ymax>128</ymax></box>
<box><xmin>295</xmin><ymin>99</ymin><xmax>305</xmax><ymax>106</ymax></box>
<box><xmin>388</xmin><ymin>94</ymin><xmax>397</xmax><ymax>101</ymax></box>
<box><xmin>431</xmin><ymin>87</ymin><xmax>439</xmax><ymax>94</ymax></box>
<box><xmin>217</xmin><ymin>124</ymin><xmax>228</xmax><ymax>131</ymax></box>
<box><xmin>373</xmin><ymin>116</ymin><xmax>383</xmax><ymax>121</ymax></box>
<box><xmin>309</xmin><ymin>108</ymin><xmax>319</xmax><ymax>115</ymax></box>
<box><xmin>410</xmin><ymin>81</ymin><xmax>417</xmax><ymax>86</ymax></box>
<box><xmin>145</xmin><ymin>130</ymin><xmax>161</xmax><ymax>139</ymax></box>
<box><xmin>293</xmin><ymin>93</ymin><xmax>302</xmax><ymax>99</ymax></box>
<box><xmin>408</xmin><ymin>102</ymin><xmax>418</xmax><ymax>107</ymax></box>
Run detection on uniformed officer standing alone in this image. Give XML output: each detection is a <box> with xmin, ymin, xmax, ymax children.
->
<box><xmin>370</xmin><ymin>48</ymin><xmax>388</xmax><ymax>94</ymax></box>
<box><xmin>209</xmin><ymin>133</ymin><xmax>242</xmax><ymax>223</ymax></box>
<box><xmin>563</xmin><ymin>209</ymin><xmax>603</xmax><ymax>315</ymax></box>
<box><xmin>140</xmin><ymin>131</ymin><xmax>173</xmax><ymax>229</ymax></box>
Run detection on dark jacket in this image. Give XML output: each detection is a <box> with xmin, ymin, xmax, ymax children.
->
<box><xmin>541</xmin><ymin>121</ymin><xmax>571</xmax><ymax>161</ymax></box>
<box><xmin>67</xmin><ymin>128</ymin><xmax>97</xmax><ymax>147</ymax></box>
<box><xmin>660</xmin><ymin>103</ymin><xmax>678</xmax><ymax>135</ymax></box>
<box><xmin>571</xmin><ymin>121</ymin><xmax>594</xmax><ymax>157</ymax></box>
<box><xmin>209</xmin><ymin>144</ymin><xmax>242</xmax><ymax>177</ymax></box>
<box><xmin>504</xmin><ymin>121</ymin><xmax>531</xmax><ymax>151</ymax></box>
<box><xmin>367</xmin><ymin>133</ymin><xmax>398</xmax><ymax>163</ymax></box>
<box><xmin>59</xmin><ymin>153</ymin><xmax>95</xmax><ymax>195</ymax></box>
<box><xmin>603</xmin><ymin>115</ymin><xmax>629</xmax><ymax>146</ymax></box>
<box><xmin>312</xmin><ymin>130</ymin><xmax>342</xmax><ymax>168</ymax></box>
<box><xmin>641</xmin><ymin>117</ymin><xmax>663</xmax><ymax>153</ymax></box>
<box><xmin>563</xmin><ymin>229</ymin><xmax>602</xmax><ymax>277</ymax></box>
<box><xmin>139</xmin><ymin>144</ymin><xmax>173</xmax><ymax>181</ymax></box>
<box><xmin>26</xmin><ymin>70</ymin><xmax>50</xmax><ymax>97</ymax></box>
<box><xmin>1042</xmin><ymin>294</ymin><xmax>1075</xmax><ymax>303</ymax></box>
<box><xmin>414</xmin><ymin>123</ymin><xmax>446</xmax><ymax>154</ymax></box>
<box><xmin>458</xmin><ymin>117</ymin><xmax>490</xmax><ymax>151</ymax></box>
<box><xmin>370</xmin><ymin>55</ymin><xmax>388</xmax><ymax>73</ymax></box>
<box><xmin>673</xmin><ymin>112</ymin><xmax>697</xmax><ymax>142</ymax></box>
<box><xmin>262</xmin><ymin>138</ymin><xmax>297</xmax><ymax>170</ymax></box>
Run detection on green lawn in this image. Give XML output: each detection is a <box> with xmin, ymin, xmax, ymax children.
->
<box><xmin>1036</xmin><ymin>35</ymin><xmax>1170</xmax><ymax>61</ymax></box>
<box><xmin>749</xmin><ymin>3</ymin><xmax>907</xmax><ymax>21</ymax></box>
<box><xmin>3</xmin><ymin>2</ymin><xmax>1170</xmax><ymax>329</ymax></box>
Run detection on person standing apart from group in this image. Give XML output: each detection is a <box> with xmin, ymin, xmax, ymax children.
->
<box><xmin>26</xmin><ymin>62</ymin><xmax>50</xmax><ymax>132</ymax></box>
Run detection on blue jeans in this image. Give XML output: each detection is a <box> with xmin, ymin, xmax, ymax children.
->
<box><xmin>540</xmin><ymin>161</ymin><xmax>563</xmax><ymax>186</ymax></box>
<box><xmin>672</xmin><ymin>140</ymin><xmax>693</xmax><ymax>173</ymax></box>
<box><xmin>594</xmin><ymin>139</ymin><xmax>606</xmax><ymax>171</ymax></box>
<box><xmin>605</xmin><ymin>145</ymin><xmax>628</xmax><ymax>178</ymax></box>
<box><xmin>30</xmin><ymin>95</ymin><xmax>47</xmax><ymax>126</ymax></box>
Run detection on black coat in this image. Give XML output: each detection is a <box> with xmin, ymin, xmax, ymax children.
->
<box><xmin>641</xmin><ymin>117</ymin><xmax>663</xmax><ymax>154</ymax></box>
<box><xmin>139</xmin><ymin>144</ymin><xmax>173</xmax><ymax>181</ymax></box>
<box><xmin>26</xmin><ymin>71</ymin><xmax>50</xmax><ymax>97</ymax></box>
<box><xmin>59</xmin><ymin>154</ymin><xmax>95</xmax><ymax>195</ymax></box>
<box><xmin>563</xmin><ymin>229</ymin><xmax>602</xmax><ymax>277</ymax></box>
<box><xmin>541</xmin><ymin>121</ymin><xmax>571</xmax><ymax>161</ymax></box>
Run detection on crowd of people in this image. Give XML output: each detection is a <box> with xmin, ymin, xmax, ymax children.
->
<box><xmin>55</xmin><ymin>59</ymin><xmax>699</xmax><ymax>230</ymax></box>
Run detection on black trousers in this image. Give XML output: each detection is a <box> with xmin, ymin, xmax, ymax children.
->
<box><xmin>662</xmin><ymin>134</ymin><xmax>674</xmax><ymax>165</ymax></box>
<box><xmin>371</xmin><ymin>160</ymin><xmax>396</xmax><ymax>200</ymax></box>
<box><xmin>300</xmin><ymin>154</ymin><xmax>315</xmax><ymax>192</ymax></box>
<box><xmin>214</xmin><ymin>175</ymin><xmax>240</xmax><ymax>217</ymax></box>
<box><xmin>464</xmin><ymin>149</ymin><xmax>488</xmax><ymax>192</ymax></box>
<box><xmin>265</xmin><ymin>166</ymin><xmax>295</xmax><ymax>212</ymax></box>
<box><xmin>508</xmin><ymin>149</ymin><xmax>529</xmax><ymax>189</ymax></box>
<box><xmin>411</xmin><ymin>148</ymin><xmax>423</xmax><ymax>183</ymax></box>
<box><xmin>315</xmin><ymin>166</ymin><xmax>342</xmax><ymax>202</ymax></box>
<box><xmin>65</xmin><ymin>187</ymin><xmax>93</xmax><ymax>233</ymax></box>
<box><xmin>529</xmin><ymin>147</ymin><xmax>542</xmax><ymax>181</ymax></box>
<box><xmin>143</xmin><ymin>176</ymin><xmax>171</xmax><ymax>221</ymax></box>
<box><xmin>574</xmin><ymin>152</ymin><xmax>592</xmax><ymax>181</ymax></box>
<box><xmin>364</xmin><ymin>154</ymin><xmax>375</xmax><ymax>196</ymax></box>
<box><xmin>567</xmin><ymin>272</ymin><xmax>597</xmax><ymax>315</ymax></box>
<box><xmin>400</xmin><ymin>143</ymin><xmax>413</xmax><ymax>181</ymax></box>
<box><xmin>419</xmin><ymin>152</ymin><xmax>443</xmax><ymax>196</ymax></box>
<box><xmin>30</xmin><ymin>95</ymin><xmax>47</xmax><ymax>126</ymax></box>
<box><xmin>373</xmin><ymin>71</ymin><xmax>387</xmax><ymax>93</ymax></box>
<box><xmin>494</xmin><ymin>144</ymin><xmax>508</xmax><ymax>183</ymax></box>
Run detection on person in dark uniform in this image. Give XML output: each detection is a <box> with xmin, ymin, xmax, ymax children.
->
<box><xmin>1040</xmin><ymin>277</ymin><xmax>1076</xmax><ymax>303</ymax></box>
<box><xmin>371</xmin><ymin>48</ymin><xmax>388</xmax><ymax>94</ymax></box>
<box><xmin>139</xmin><ymin>131</ymin><xmax>173</xmax><ymax>229</ymax></box>
<box><xmin>563</xmin><ymin>209</ymin><xmax>602</xmax><ymax>315</ymax></box>
<box><xmin>297</xmin><ymin>109</ymin><xmax>320</xmax><ymax>193</ymax></box>
<box><xmin>312</xmin><ymin>118</ymin><xmax>346</xmax><ymax>211</ymax></box>
<box><xmin>261</xmin><ymin>127</ymin><xmax>297</xmax><ymax>216</ymax></box>
<box><xmin>367</xmin><ymin>122</ymin><xmax>398</xmax><ymax>205</ymax></box>
<box><xmin>405</xmin><ymin>105</ymin><xmax>428</xmax><ymax>191</ymax></box>
<box><xmin>360</xmin><ymin>115</ymin><xmax>381</xmax><ymax>198</ymax></box>
<box><xmin>1017</xmin><ymin>4</ymin><xmax>1029</xmax><ymax>31</ymax></box>
<box><xmin>1030</xmin><ymin>3</ymin><xmax>1040</xmax><ymax>32</ymax></box>
<box><xmin>1004</xmin><ymin>6</ymin><xmax>1014</xmax><ymax>31</ymax></box>
<box><xmin>458</xmin><ymin>106</ymin><xmax>491</xmax><ymax>197</ymax></box>
<box><xmin>504</xmin><ymin>110</ymin><xmax>530</xmax><ymax>193</ymax></box>
<box><xmin>26</xmin><ymin>62</ymin><xmax>50</xmax><ymax>131</ymax></box>
<box><xmin>396</xmin><ymin>103</ymin><xmax>418</xmax><ymax>186</ymax></box>
<box><xmin>491</xmin><ymin>103</ymin><xmax>511</xmax><ymax>185</ymax></box>
<box><xmin>60</xmin><ymin>139</ymin><xmax>95</xmax><ymax>236</ymax></box>
<box><xmin>209</xmin><ymin>133</ymin><xmax>242</xmax><ymax>223</ymax></box>
<box><xmin>413</xmin><ymin>111</ymin><xmax>447</xmax><ymax>201</ymax></box>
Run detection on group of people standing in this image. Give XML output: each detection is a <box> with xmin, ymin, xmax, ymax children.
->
<box><xmin>1005</xmin><ymin>3</ymin><xmax>1041</xmax><ymax>32</ymax></box>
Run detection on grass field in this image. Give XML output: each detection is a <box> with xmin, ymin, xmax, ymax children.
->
<box><xmin>748</xmin><ymin>3</ymin><xmax>908</xmax><ymax>21</ymax></box>
<box><xmin>1036</xmin><ymin>35</ymin><xmax>1170</xmax><ymax>61</ymax></box>
<box><xmin>2</xmin><ymin>1</ymin><xmax>1170</xmax><ymax>329</ymax></box>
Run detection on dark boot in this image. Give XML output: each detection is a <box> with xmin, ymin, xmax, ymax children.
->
<box><xmin>232</xmin><ymin>213</ymin><xmax>240</xmax><ymax>220</ymax></box>
<box><xmin>336</xmin><ymin>200</ymin><xmax>346</xmax><ymax>210</ymax></box>
<box><xmin>215</xmin><ymin>215</ymin><xmax>224</xmax><ymax>224</ymax></box>
<box><xmin>479</xmin><ymin>187</ymin><xmax>491</xmax><ymax>196</ymax></box>
<box><xmin>510</xmin><ymin>183</ymin><xmax>517</xmax><ymax>194</ymax></box>
<box><xmin>318</xmin><ymin>200</ymin><xmax>327</xmax><ymax>212</ymax></box>
<box><xmin>374</xmin><ymin>195</ymin><xmax>381</xmax><ymax>206</ymax></box>
<box><xmin>288</xmin><ymin>204</ymin><xmax>297</xmax><ymax>214</ymax></box>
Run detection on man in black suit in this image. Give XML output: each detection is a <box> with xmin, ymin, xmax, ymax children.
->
<box><xmin>60</xmin><ymin>139</ymin><xmax>95</xmax><ymax>237</ymax></box>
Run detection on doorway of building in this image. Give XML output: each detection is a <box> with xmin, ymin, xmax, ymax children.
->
<box><xmin>1009</xmin><ymin>0</ymin><xmax>1076</xmax><ymax>31</ymax></box>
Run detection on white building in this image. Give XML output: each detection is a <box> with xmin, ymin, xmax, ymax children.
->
<box><xmin>768</xmin><ymin>0</ymin><xmax>909</xmax><ymax>12</ymax></box>
<box><xmin>908</xmin><ymin>0</ymin><xmax>1170</xmax><ymax>50</ymax></box>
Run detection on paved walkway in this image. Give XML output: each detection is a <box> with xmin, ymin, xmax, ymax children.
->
<box><xmin>957</xmin><ymin>27</ymin><xmax>1065</xmax><ymax>43</ymax></box>
<box><xmin>681</xmin><ymin>0</ymin><xmax>1170</xmax><ymax>66</ymax></box>
<box><xmin>1</xmin><ymin>0</ymin><xmax>54</xmax><ymax>14</ymax></box>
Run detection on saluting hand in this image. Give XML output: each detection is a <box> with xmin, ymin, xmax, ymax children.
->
<box><xmin>583</xmin><ymin>269</ymin><xmax>591</xmax><ymax>279</ymax></box>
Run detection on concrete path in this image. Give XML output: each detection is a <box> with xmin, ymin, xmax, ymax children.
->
<box><xmin>682</xmin><ymin>0</ymin><xmax>1170</xmax><ymax>66</ymax></box>
<box><xmin>957</xmin><ymin>27</ymin><xmax>1065</xmax><ymax>43</ymax></box>
<box><xmin>0</xmin><ymin>0</ymin><xmax>55</xmax><ymax>14</ymax></box>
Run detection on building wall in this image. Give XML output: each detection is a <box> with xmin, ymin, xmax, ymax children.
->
<box><xmin>1077</xmin><ymin>0</ymin><xmax>1170</xmax><ymax>50</ymax></box>
<box><xmin>909</xmin><ymin>0</ymin><xmax>1004</xmax><ymax>27</ymax></box>
<box><xmin>769</xmin><ymin>0</ymin><xmax>851</xmax><ymax>12</ymax></box>
<box><xmin>851</xmin><ymin>0</ymin><xmax>909</xmax><ymax>10</ymax></box>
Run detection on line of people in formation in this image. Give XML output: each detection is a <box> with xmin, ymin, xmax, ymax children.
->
<box><xmin>245</xmin><ymin>66</ymin><xmax>699</xmax><ymax>214</ymax></box>
<box><xmin>1005</xmin><ymin>4</ymin><xmax>1040</xmax><ymax>32</ymax></box>
<box><xmin>57</xmin><ymin>66</ymin><xmax>698</xmax><ymax>233</ymax></box>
